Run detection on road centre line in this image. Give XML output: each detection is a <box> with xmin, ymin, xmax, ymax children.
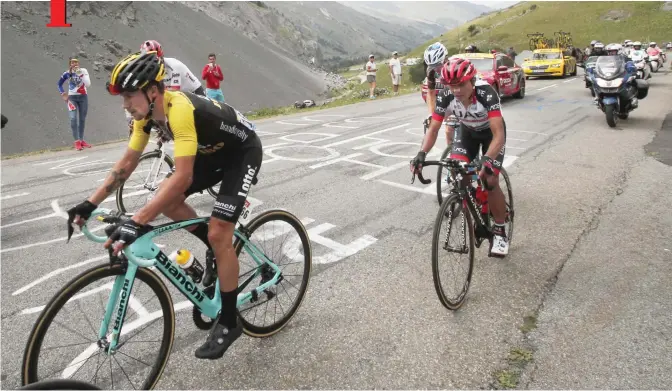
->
<box><xmin>537</xmin><ymin>84</ymin><xmax>558</xmax><ymax>91</ymax></box>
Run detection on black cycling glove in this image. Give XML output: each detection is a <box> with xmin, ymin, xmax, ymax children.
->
<box><xmin>66</xmin><ymin>200</ymin><xmax>98</xmax><ymax>242</ymax></box>
<box><xmin>108</xmin><ymin>219</ymin><xmax>152</xmax><ymax>249</ymax></box>
<box><xmin>411</xmin><ymin>151</ymin><xmax>427</xmax><ymax>172</ymax></box>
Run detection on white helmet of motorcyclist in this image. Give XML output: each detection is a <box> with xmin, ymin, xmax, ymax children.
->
<box><xmin>633</xmin><ymin>41</ymin><xmax>642</xmax><ymax>50</ymax></box>
<box><xmin>593</xmin><ymin>42</ymin><xmax>605</xmax><ymax>50</ymax></box>
<box><xmin>649</xmin><ymin>42</ymin><xmax>656</xmax><ymax>47</ymax></box>
<box><xmin>605</xmin><ymin>43</ymin><xmax>621</xmax><ymax>55</ymax></box>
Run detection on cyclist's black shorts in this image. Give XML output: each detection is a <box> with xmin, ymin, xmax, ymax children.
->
<box><xmin>184</xmin><ymin>134</ymin><xmax>262</xmax><ymax>223</ymax></box>
<box><xmin>449</xmin><ymin>122</ymin><xmax>506</xmax><ymax>175</ymax></box>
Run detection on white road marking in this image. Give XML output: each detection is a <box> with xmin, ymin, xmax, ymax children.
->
<box><xmin>1</xmin><ymin>200</ymin><xmax>67</xmax><ymax>229</ymax></box>
<box><xmin>537</xmin><ymin>84</ymin><xmax>558</xmax><ymax>91</ymax></box>
<box><xmin>0</xmin><ymin>225</ymin><xmax>107</xmax><ymax>253</ymax></box>
<box><xmin>13</xmin><ymin>255</ymin><xmax>109</xmax><ymax>296</ymax></box>
<box><xmin>323</xmin><ymin>123</ymin><xmax>410</xmax><ymax>148</ymax></box>
<box><xmin>563</xmin><ymin>78</ymin><xmax>577</xmax><ymax>83</ymax></box>
<box><xmin>508</xmin><ymin>130</ymin><xmax>548</xmax><ymax>136</ymax></box>
<box><xmin>0</xmin><ymin>192</ymin><xmax>30</xmax><ymax>200</ymax></box>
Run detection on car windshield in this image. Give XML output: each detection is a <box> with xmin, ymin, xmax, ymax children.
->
<box><xmin>462</xmin><ymin>58</ymin><xmax>493</xmax><ymax>72</ymax></box>
<box><xmin>533</xmin><ymin>52</ymin><xmax>561</xmax><ymax>60</ymax></box>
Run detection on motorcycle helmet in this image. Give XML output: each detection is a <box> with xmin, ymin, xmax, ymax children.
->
<box><xmin>633</xmin><ymin>41</ymin><xmax>642</xmax><ymax>50</ymax></box>
<box><xmin>590</xmin><ymin>40</ymin><xmax>598</xmax><ymax>47</ymax></box>
<box><xmin>605</xmin><ymin>43</ymin><xmax>622</xmax><ymax>56</ymax></box>
<box><xmin>593</xmin><ymin>42</ymin><xmax>605</xmax><ymax>52</ymax></box>
<box><xmin>649</xmin><ymin>42</ymin><xmax>656</xmax><ymax>47</ymax></box>
<box><xmin>424</xmin><ymin>42</ymin><xmax>447</xmax><ymax>66</ymax></box>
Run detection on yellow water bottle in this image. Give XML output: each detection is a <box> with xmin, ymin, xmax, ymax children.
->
<box><xmin>169</xmin><ymin>249</ymin><xmax>204</xmax><ymax>284</ymax></box>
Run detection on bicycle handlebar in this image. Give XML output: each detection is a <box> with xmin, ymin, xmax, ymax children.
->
<box><xmin>411</xmin><ymin>159</ymin><xmax>482</xmax><ymax>185</ymax></box>
<box><xmin>80</xmin><ymin>208</ymin><xmax>118</xmax><ymax>243</ymax></box>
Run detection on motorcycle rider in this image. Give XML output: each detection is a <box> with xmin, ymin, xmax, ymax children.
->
<box><xmin>630</xmin><ymin>41</ymin><xmax>651</xmax><ymax>80</ymax></box>
<box><xmin>646</xmin><ymin>42</ymin><xmax>665</xmax><ymax>71</ymax></box>
<box><xmin>592</xmin><ymin>44</ymin><xmax>638</xmax><ymax>106</ymax></box>
<box><xmin>464</xmin><ymin>45</ymin><xmax>479</xmax><ymax>53</ymax></box>
<box><xmin>591</xmin><ymin>42</ymin><xmax>607</xmax><ymax>57</ymax></box>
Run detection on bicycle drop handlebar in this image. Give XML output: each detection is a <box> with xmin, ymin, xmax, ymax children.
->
<box><xmin>411</xmin><ymin>159</ymin><xmax>482</xmax><ymax>185</ymax></box>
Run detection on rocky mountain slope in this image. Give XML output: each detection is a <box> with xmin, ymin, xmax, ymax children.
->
<box><xmin>340</xmin><ymin>1</ymin><xmax>492</xmax><ymax>31</ymax></box>
<box><xmin>1</xmin><ymin>1</ymin><xmax>329</xmax><ymax>154</ymax></box>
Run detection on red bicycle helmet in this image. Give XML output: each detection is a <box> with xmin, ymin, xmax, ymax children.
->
<box><xmin>140</xmin><ymin>40</ymin><xmax>164</xmax><ymax>58</ymax></box>
<box><xmin>441</xmin><ymin>58</ymin><xmax>477</xmax><ymax>85</ymax></box>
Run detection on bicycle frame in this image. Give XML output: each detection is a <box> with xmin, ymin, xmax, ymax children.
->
<box><xmin>81</xmin><ymin>208</ymin><xmax>280</xmax><ymax>353</ymax></box>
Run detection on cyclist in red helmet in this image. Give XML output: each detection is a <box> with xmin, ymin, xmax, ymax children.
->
<box><xmin>411</xmin><ymin>57</ymin><xmax>510</xmax><ymax>257</ymax></box>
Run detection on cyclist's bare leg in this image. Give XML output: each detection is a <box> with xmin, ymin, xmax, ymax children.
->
<box><xmin>484</xmin><ymin>174</ymin><xmax>506</xmax><ymax>224</ymax></box>
<box><xmin>206</xmin><ymin>218</ymin><xmax>239</xmax><ymax>292</ymax></box>
<box><xmin>445</xmin><ymin>125</ymin><xmax>454</xmax><ymax>147</ymax></box>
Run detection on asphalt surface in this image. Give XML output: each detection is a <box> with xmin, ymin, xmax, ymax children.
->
<box><xmin>2</xmin><ymin>69</ymin><xmax>672</xmax><ymax>389</ymax></box>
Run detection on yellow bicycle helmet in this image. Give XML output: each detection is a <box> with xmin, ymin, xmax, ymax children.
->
<box><xmin>107</xmin><ymin>51</ymin><xmax>165</xmax><ymax>120</ymax></box>
<box><xmin>106</xmin><ymin>51</ymin><xmax>165</xmax><ymax>95</ymax></box>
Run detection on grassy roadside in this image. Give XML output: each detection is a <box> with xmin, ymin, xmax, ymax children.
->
<box><xmin>244</xmin><ymin>62</ymin><xmax>422</xmax><ymax>121</ymax></box>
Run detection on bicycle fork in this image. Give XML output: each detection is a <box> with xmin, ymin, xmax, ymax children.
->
<box><xmin>97</xmin><ymin>262</ymin><xmax>139</xmax><ymax>355</ymax></box>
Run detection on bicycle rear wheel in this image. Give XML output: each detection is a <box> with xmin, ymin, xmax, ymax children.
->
<box><xmin>432</xmin><ymin>194</ymin><xmax>475</xmax><ymax>310</ymax></box>
<box><xmin>234</xmin><ymin>209</ymin><xmax>312</xmax><ymax>337</ymax></box>
<box><xmin>22</xmin><ymin>264</ymin><xmax>175</xmax><ymax>390</ymax></box>
<box><xmin>435</xmin><ymin>146</ymin><xmax>452</xmax><ymax>205</ymax></box>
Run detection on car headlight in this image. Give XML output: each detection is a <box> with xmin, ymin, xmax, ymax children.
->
<box><xmin>596</xmin><ymin>78</ymin><xmax>623</xmax><ymax>88</ymax></box>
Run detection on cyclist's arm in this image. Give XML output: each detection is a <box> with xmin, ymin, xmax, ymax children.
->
<box><xmin>132</xmin><ymin>103</ymin><xmax>197</xmax><ymax>225</ymax></box>
<box><xmin>425</xmin><ymin>66</ymin><xmax>437</xmax><ymax>115</ymax></box>
<box><xmin>481</xmin><ymin>87</ymin><xmax>505</xmax><ymax>161</ymax></box>
<box><xmin>420</xmin><ymin>90</ymin><xmax>450</xmax><ymax>153</ymax></box>
<box><xmin>87</xmin><ymin>120</ymin><xmax>151</xmax><ymax>204</ymax></box>
<box><xmin>87</xmin><ymin>147</ymin><xmax>142</xmax><ymax>205</ymax></box>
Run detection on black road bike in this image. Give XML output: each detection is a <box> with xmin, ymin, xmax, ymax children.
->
<box><xmin>412</xmin><ymin>158</ymin><xmax>514</xmax><ymax>310</ymax></box>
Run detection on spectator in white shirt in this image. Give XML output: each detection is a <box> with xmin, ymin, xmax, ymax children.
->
<box><xmin>366</xmin><ymin>54</ymin><xmax>377</xmax><ymax>99</ymax></box>
<box><xmin>388</xmin><ymin>51</ymin><xmax>402</xmax><ymax>95</ymax></box>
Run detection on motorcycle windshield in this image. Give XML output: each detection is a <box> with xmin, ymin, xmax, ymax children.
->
<box><xmin>595</xmin><ymin>56</ymin><xmax>625</xmax><ymax>81</ymax></box>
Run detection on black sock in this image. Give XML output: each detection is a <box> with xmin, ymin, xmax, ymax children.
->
<box><xmin>189</xmin><ymin>223</ymin><xmax>211</xmax><ymax>248</ymax></box>
<box><xmin>218</xmin><ymin>289</ymin><xmax>238</xmax><ymax>329</ymax></box>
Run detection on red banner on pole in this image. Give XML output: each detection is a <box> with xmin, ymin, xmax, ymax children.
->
<box><xmin>47</xmin><ymin>0</ymin><xmax>71</xmax><ymax>27</ymax></box>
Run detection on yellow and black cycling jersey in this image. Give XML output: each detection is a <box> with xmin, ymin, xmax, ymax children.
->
<box><xmin>129</xmin><ymin>90</ymin><xmax>258</xmax><ymax>157</ymax></box>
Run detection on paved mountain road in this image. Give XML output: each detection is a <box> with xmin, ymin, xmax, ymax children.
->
<box><xmin>2</xmin><ymin>72</ymin><xmax>671</xmax><ymax>389</ymax></box>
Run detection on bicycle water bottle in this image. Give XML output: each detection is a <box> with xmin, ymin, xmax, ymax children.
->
<box><xmin>168</xmin><ymin>249</ymin><xmax>204</xmax><ymax>284</ymax></box>
<box><xmin>475</xmin><ymin>184</ymin><xmax>489</xmax><ymax>216</ymax></box>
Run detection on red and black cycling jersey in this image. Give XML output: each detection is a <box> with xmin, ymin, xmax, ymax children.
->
<box><xmin>432</xmin><ymin>79</ymin><xmax>503</xmax><ymax>132</ymax></box>
<box><xmin>423</xmin><ymin>62</ymin><xmax>445</xmax><ymax>91</ymax></box>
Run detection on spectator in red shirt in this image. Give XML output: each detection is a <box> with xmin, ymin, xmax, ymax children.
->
<box><xmin>202</xmin><ymin>53</ymin><xmax>225</xmax><ymax>103</ymax></box>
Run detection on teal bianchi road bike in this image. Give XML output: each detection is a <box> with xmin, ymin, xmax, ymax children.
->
<box><xmin>21</xmin><ymin>188</ymin><xmax>313</xmax><ymax>390</ymax></box>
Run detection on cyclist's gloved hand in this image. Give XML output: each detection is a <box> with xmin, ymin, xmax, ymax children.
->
<box><xmin>105</xmin><ymin>219</ymin><xmax>152</xmax><ymax>256</ymax></box>
<box><xmin>410</xmin><ymin>151</ymin><xmax>426</xmax><ymax>174</ymax></box>
<box><xmin>66</xmin><ymin>200</ymin><xmax>98</xmax><ymax>242</ymax></box>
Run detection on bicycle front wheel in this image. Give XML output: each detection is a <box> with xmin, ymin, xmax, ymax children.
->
<box><xmin>22</xmin><ymin>263</ymin><xmax>175</xmax><ymax>390</ymax></box>
<box><xmin>234</xmin><ymin>209</ymin><xmax>312</xmax><ymax>337</ymax></box>
<box><xmin>116</xmin><ymin>150</ymin><xmax>174</xmax><ymax>215</ymax></box>
<box><xmin>432</xmin><ymin>194</ymin><xmax>475</xmax><ymax>310</ymax></box>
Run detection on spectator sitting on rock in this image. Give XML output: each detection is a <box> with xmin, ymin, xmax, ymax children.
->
<box><xmin>388</xmin><ymin>51</ymin><xmax>402</xmax><ymax>95</ymax></box>
<box><xmin>366</xmin><ymin>54</ymin><xmax>377</xmax><ymax>99</ymax></box>
<box><xmin>57</xmin><ymin>57</ymin><xmax>91</xmax><ymax>151</ymax></box>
